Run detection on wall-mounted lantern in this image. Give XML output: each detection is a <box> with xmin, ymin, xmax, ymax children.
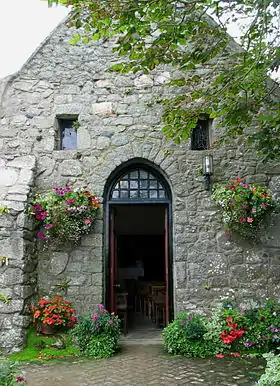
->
<box><xmin>202</xmin><ymin>154</ymin><xmax>213</xmax><ymax>191</ymax></box>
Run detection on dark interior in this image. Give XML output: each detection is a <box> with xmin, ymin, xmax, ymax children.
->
<box><xmin>113</xmin><ymin>205</ymin><xmax>166</xmax><ymax>331</ymax></box>
<box><xmin>117</xmin><ymin>234</ymin><xmax>165</xmax><ymax>310</ymax></box>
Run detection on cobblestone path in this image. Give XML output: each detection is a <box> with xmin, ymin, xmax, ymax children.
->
<box><xmin>23</xmin><ymin>344</ymin><xmax>264</xmax><ymax>386</ymax></box>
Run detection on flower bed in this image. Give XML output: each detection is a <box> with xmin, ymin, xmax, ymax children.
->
<box><xmin>71</xmin><ymin>304</ymin><xmax>121</xmax><ymax>358</ymax></box>
<box><xmin>212</xmin><ymin>178</ymin><xmax>275</xmax><ymax>238</ymax></box>
<box><xmin>28</xmin><ymin>185</ymin><xmax>100</xmax><ymax>246</ymax></box>
<box><xmin>162</xmin><ymin>298</ymin><xmax>280</xmax><ymax>358</ymax></box>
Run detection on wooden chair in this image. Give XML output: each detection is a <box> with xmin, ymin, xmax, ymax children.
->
<box><xmin>153</xmin><ymin>292</ymin><xmax>166</xmax><ymax>327</ymax></box>
<box><xmin>116</xmin><ymin>292</ymin><xmax>128</xmax><ymax>335</ymax></box>
<box><xmin>150</xmin><ymin>285</ymin><xmax>165</xmax><ymax>323</ymax></box>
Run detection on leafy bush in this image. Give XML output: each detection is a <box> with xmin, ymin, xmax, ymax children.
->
<box><xmin>0</xmin><ymin>361</ymin><xmax>26</xmax><ymax>385</ymax></box>
<box><xmin>163</xmin><ymin>298</ymin><xmax>280</xmax><ymax>358</ymax></box>
<box><xmin>162</xmin><ymin>312</ymin><xmax>222</xmax><ymax>357</ymax></box>
<box><xmin>256</xmin><ymin>352</ymin><xmax>280</xmax><ymax>385</ymax></box>
<box><xmin>82</xmin><ymin>335</ymin><xmax>117</xmax><ymax>359</ymax></box>
<box><xmin>71</xmin><ymin>304</ymin><xmax>121</xmax><ymax>358</ymax></box>
<box><xmin>243</xmin><ymin>299</ymin><xmax>280</xmax><ymax>353</ymax></box>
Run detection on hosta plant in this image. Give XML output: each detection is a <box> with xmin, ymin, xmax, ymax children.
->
<box><xmin>28</xmin><ymin>185</ymin><xmax>100</xmax><ymax>245</ymax></box>
<box><xmin>212</xmin><ymin>178</ymin><xmax>275</xmax><ymax>238</ymax></box>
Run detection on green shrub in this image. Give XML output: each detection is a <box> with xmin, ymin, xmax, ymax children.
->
<box><xmin>71</xmin><ymin>304</ymin><xmax>121</xmax><ymax>358</ymax></box>
<box><xmin>256</xmin><ymin>352</ymin><xmax>280</xmax><ymax>385</ymax></box>
<box><xmin>83</xmin><ymin>335</ymin><xmax>118</xmax><ymax>359</ymax></box>
<box><xmin>243</xmin><ymin>299</ymin><xmax>280</xmax><ymax>353</ymax></box>
<box><xmin>0</xmin><ymin>361</ymin><xmax>26</xmax><ymax>385</ymax></box>
<box><xmin>162</xmin><ymin>312</ymin><xmax>221</xmax><ymax>357</ymax></box>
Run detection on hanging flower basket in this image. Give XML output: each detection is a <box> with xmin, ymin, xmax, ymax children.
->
<box><xmin>212</xmin><ymin>177</ymin><xmax>275</xmax><ymax>239</ymax></box>
<box><xmin>28</xmin><ymin>185</ymin><xmax>100</xmax><ymax>246</ymax></box>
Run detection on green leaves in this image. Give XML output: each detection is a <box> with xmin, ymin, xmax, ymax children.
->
<box><xmin>50</xmin><ymin>0</ymin><xmax>280</xmax><ymax>160</ymax></box>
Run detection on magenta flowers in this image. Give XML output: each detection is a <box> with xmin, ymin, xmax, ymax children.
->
<box><xmin>28</xmin><ymin>185</ymin><xmax>100</xmax><ymax>246</ymax></box>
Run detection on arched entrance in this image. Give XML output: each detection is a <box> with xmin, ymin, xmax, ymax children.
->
<box><xmin>104</xmin><ymin>160</ymin><xmax>173</xmax><ymax>333</ymax></box>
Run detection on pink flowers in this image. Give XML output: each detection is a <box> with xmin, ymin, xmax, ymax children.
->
<box><xmin>92</xmin><ymin>313</ymin><xmax>98</xmax><ymax>321</ymax></box>
<box><xmin>239</xmin><ymin>218</ymin><xmax>246</xmax><ymax>223</ymax></box>
<box><xmin>84</xmin><ymin>218</ymin><xmax>91</xmax><ymax>225</ymax></box>
<box><xmin>44</xmin><ymin>223</ymin><xmax>54</xmax><ymax>229</ymax></box>
<box><xmin>37</xmin><ymin>231</ymin><xmax>46</xmax><ymax>239</ymax></box>
<box><xmin>215</xmin><ymin>353</ymin><xmax>224</xmax><ymax>358</ymax></box>
<box><xmin>247</xmin><ymin>217</ymin><xmax>253</xmax><ymax>223</ymax></box>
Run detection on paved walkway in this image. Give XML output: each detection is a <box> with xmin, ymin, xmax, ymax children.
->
<box><xmin>24</xmin><ymin>344</ymin><xmax>264</xmax><ymax>386</ymax></box>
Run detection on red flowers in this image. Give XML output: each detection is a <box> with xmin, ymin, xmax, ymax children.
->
<box><xmin>16</xmin><ymin>376</ymin><xmax>26</xmax><ymax>384</ymax></box>
<box><xmin>31</xmin><ymin>296</ymin><xmax>76</xmax><ymax>329</ymax></box>
<box><xmin>220</xmin><ymin>317</ymin><xmax>245</xmax><ymax>345</ymax></box>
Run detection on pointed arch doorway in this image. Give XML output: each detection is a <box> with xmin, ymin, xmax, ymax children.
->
<box><xmin>105</xmin><ymin>161</ymin><xmax>173</xmax><ymax>333</ymax></box>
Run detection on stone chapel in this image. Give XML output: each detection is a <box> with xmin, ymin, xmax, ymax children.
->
<box><xmin>0</xmin><ymin>17</ymin><xmax>279</xmax><ymax>352</ymax></box>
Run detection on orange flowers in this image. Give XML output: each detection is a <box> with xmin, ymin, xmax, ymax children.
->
<box><xmin>31</xmin><ymin>296</ymin><xmax>76</xmax><ymax>329</ymax></box>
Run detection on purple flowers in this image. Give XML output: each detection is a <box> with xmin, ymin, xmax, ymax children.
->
<box><xmin>244</xmin><ymin>340</ymin><xmax>254</xmax><ymax>348</ymax></box>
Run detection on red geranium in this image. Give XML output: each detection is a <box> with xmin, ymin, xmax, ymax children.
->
<box><xmin>220</xmin><ymin>317</ymin><xmax>245</xmax><ymax>345</ymax></box>
<box><xmin>31</xmin><ymin>295</ymin><xmax>76</xmax><ymax>329</ymax></box>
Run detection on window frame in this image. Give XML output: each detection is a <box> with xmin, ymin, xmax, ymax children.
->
<box><xmin>190</xmin><ymin>118</ymin><xmax>212</xmax><ymax>150</ymax></box>
<box><xmin>55</xmin><ymin>115</ymin><xmax>79</xmax><ymax>150</ymax></box>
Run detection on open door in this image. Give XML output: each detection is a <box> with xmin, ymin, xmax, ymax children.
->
<box><xmin>109</xmin><ymin>207</ymin><xmax>117</xmax><ymax>313</ymax></box>
<box><xmin>164</xmin><ymin>207</ymin><xmax>170</xmax><ymax>325</ymax></box>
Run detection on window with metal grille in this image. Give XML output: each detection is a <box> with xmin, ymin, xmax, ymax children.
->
<box><xmin>110</xmin><ymin>169</ymin><xmax>167</xmax><ymax>200</ymax></box>
<box><xmin>190</xmin><ymin>119</ymin><xmax>210</xmax><ymax>150</ymax></box>
<box><xmin>57</xmin><ymin>117</ymin><xmax>78</xmax><ymax>150</ymax></box>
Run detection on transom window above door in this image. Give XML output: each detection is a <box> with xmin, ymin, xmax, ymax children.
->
<box><xmin>110</xmin><ymin>169</ymin><xmax>167</xmax><ymax>200</ymax></box>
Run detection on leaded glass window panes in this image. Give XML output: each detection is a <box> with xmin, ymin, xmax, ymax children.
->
<box><xmin>110</xmin><ymin>169</ymin><xmax>167</xmax><ymax>200</ymax></box>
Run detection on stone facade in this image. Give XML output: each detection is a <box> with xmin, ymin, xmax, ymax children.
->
<box><xmin>0</xmin><ymin>21</ymin><xmax>279</xmax><ymax>352</ymax></box>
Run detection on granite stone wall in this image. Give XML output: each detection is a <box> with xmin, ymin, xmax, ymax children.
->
<box><xmin>0</xmin><ymin>22</ymin><xmax>279</xmax><ymax>351</ymax></box>
<box><xmin>0</xmin><ymin>155</ymin><xmax>36</xmax><ymax>352</ymax></box>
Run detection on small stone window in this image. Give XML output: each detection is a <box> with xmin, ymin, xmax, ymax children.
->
<box><xmin>191</xmin><ymin>118</ymin><xmax>211</xmax><ymax>150</ymax></box>
<box><xmin>56</xmin><ymin>116</ymin><xmax>79</xmax><ymax>150</ymax></box>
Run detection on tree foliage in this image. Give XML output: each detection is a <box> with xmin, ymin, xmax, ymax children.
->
<box><xmin>48</xmin><ymin>0</ymin><xmax>280</xmax><ymax>160</ymax></box>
